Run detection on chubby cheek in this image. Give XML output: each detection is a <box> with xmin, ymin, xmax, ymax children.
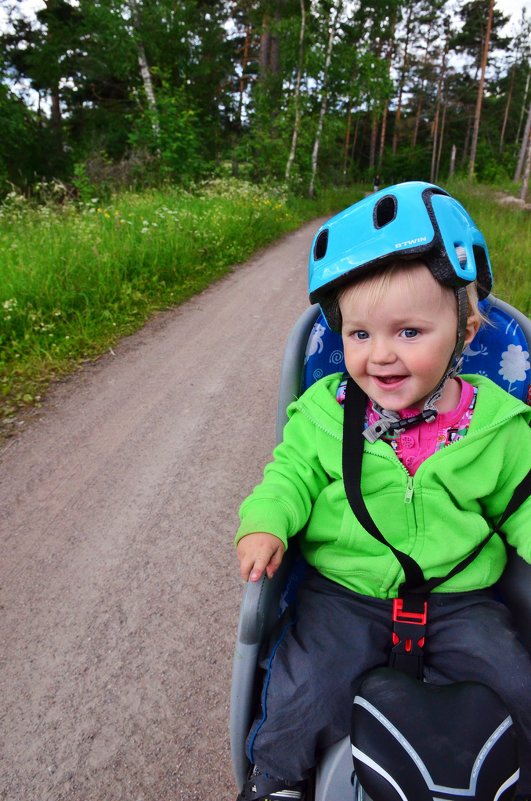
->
<box><xmin>343</xmin><ymin>346</ymin><xmax>365</xmax><ymax>379</ymax></box>
<box><xmin>408</xmin><ymin>352</ymin><xmax>442</xmax><ymax>380</ymax></box>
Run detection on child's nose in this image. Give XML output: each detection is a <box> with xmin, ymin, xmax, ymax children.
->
<box><xmin>370</xmin><ymin>337</ymin><xmax>396</xmax><ymax>364</ymax></box>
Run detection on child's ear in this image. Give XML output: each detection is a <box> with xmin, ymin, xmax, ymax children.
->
<box><xmin>464</xmin><ymin>313</ymin><xmax>481</xmax><ymax>347</ymax></box>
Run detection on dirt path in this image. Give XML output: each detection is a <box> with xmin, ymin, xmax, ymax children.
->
<box><xmin>0</xmin><ymin>220</ymin><xmax>321</xmax><ymax>801</ymax></box>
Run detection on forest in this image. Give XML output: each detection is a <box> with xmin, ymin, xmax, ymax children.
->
<box><xmin>0</xmin><ymin>0</ymin><xmax>530</xmax><ymax>200</ymax></box>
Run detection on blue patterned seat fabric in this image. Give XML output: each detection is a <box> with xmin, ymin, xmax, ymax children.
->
<box><xmin>303</xmin><ymin>299</ymin><xmax>530</xmax><ymax>404</ymax></box>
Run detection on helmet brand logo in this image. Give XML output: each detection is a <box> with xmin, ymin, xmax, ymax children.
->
<box><xmin>395</xmin><ymin>236</ymin><xmax>428</xmax><ymax>248</ymax></box>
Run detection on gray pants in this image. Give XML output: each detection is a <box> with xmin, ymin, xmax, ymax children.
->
<box><xmin>247</xmin><ymin>569</ymin><xmax>531</xmax><ymax>791</ymax></box>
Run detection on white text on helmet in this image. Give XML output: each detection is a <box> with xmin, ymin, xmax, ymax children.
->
<box><xmin>394</xmin><ymin>236</ymin><xmax>428</xmax><ymax>249</ymax></box>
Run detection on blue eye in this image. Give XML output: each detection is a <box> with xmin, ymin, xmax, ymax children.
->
<box><xmin>402</xmin><ymin>328</ymin><xmax>419</xmax><ymax>338</ymax></box>
<box><xmin>353</xmin><ymin>330</ymin><xmax>369</xmax><ymax>340</ymax></box>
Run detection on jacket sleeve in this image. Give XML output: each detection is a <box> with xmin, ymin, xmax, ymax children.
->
<box><xmin>483</xmin><ymin>415</ymin><xmax>531</xmax><ymax>563</ymax></box>
<box><xmin>235</xmin><ymin>402</ymin><xmax>331</xmax><ymax>548</ymax></box>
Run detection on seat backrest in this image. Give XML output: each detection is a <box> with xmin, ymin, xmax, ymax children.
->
<box><xmin>302</xmin><ymin>295</ymin><xmax>531</xmax><ymax>402</ymax></box>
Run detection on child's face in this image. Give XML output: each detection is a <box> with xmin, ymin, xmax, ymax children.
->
<box><xmin>339</xmin><ymin>265</ymin><xmax>475</xmax><ymax>413</ymax></box>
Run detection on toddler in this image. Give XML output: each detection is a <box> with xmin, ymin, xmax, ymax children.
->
<box><xmin>235</xmin><ymin>182</ymin><xmax>531</xmax><ymax>801</ymax></box>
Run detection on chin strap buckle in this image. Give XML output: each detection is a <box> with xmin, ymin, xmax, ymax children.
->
<box><xmin>363</xmin><ymin>409</ymin><xmax>438</xmax><ymax>443</ymax></box>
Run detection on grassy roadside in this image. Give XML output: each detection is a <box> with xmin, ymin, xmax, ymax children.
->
<box><xmin>0</xmin><ymin>180</ymin><xmax>362</xmax><ymax>434</ymax></box>
<box><xmin>1</xmin><ymin>178</ymin><xmax>529</xmax><ymax>437</ymax></box>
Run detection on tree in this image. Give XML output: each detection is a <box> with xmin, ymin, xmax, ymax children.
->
<box><xmin>285</xmin><ymin>0</ymin><xmax>306</xmax><ymax>181</ymax></box>
<box><xmin>519</xmin><ymin>109</ymin><xmax>531</xmax><ymax>199</ymax></box>
<box><xmin>468</xmin><ymin>0</ymin><xmax>494</xmax><ymax>179</ymax></box>
<box><xmin>0</xmin><ymin>0</ymin><xmax>526</xmax><ymax>193</ymax></box>
<box><xmin>308</xmin><ymin>0</ymin><xmax>343</xmax><ymax>197</ymax></box>
<box><xmin>126</xmin><ymin>0</ymin><xmax>160</xmax><ymax>145</ymax></box>
<box><xmin>0</xmin><ymin>0</ymin><xmax>87</xmax><ymax>176</ymax></box>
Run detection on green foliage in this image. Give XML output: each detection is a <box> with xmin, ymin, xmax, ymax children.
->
<box><xmin>383</xmin><ymin>144</ymin><xmax>434</xmax><ymax>183</ymax></box>
<box><xmin>128</xmin><ymin>82</ymin><xmax>204</xmax><ymax>183</ymax></box>
<box><xmin>0</xmin><ymin>81</ymin><xmax>40</xmax><ymax>191</ymax></box>
<box><xmin>0</xmin><ymin>0</ymin><xmax>529</xmax><ymax>203</ymax></box>
<box><xmin>0</xmin><ymin>180</ymin><xmax>359</xmax><ymax>428</ymax></box>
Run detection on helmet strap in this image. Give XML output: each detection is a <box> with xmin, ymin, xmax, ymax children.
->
<box><xmin>363</xmin><ymin>287</ymin><xmax>469</xmax><ymax>443</ymax></box>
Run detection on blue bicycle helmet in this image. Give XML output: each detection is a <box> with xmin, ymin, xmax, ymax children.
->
<box><xmin>308</xmin><ymin>182</ymin><xmax>494</xmax><ymax>442</ymax></box>
<box><xmin>309</xmin><ymin>181</ymin><xmax>493</xmax><ymax>331</ymax></box>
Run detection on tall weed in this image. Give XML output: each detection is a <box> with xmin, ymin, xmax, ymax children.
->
<box><xmin>0</xmin><ymin>181</ymin><xmax>360</xmax><ymax>428</ymax></box>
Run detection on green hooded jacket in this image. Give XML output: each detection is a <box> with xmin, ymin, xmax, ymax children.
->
<box><xmin>237</xmin><ymin>374</ymin><xmax>531</xmax><ymax>599</ymax></box>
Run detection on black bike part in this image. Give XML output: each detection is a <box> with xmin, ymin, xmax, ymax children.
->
<box><xmin>351</xmin><ymin>667</ymin><xmax>519</xmax><ymax>801</ymax></box>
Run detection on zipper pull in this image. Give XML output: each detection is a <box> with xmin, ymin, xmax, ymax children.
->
<box><xmin>404</xmin><ymin>476</ymin><xmax>414</xmax><ymax>504</ymax></box>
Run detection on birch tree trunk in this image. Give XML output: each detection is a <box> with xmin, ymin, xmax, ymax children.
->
<box><xmin>238</xmin><ymin>25</ymin><xmax>252</xmax><ymax>125</ymax></box>
<box><xmin>515</xmin><ymin>68</ymin><xmax>531</xmax><ymax>146</ymax></box>
<box><xmin>127</xmin><ymin>0</ymin><xmax>160</xmax><ymax>146</ymax></box>
<box><xmin>499</xmin><ymin>65</ymin><xmax>515</xmax><ymax>153</ymax></box>
<box><xmin>515</xmin><ymin>103</ymin><xmax>531</xmax><ymax>182</ymax></box>
<box><xmin>449</xmin><ymin>143</ymin><xmax>457</xmax><ymax>178</ymax></box>
<box><xmin>137</xmin><ymin>41</ymin><xmax>159</xmax><ymax>134</ymax></box>
<box><xmin>343</xmin><ymin>103</ymin><xmax>353</xmax><ymax>181</ymax></box>
<box><xmin>430</xmin><ymin>49</ymin><xmax>447</xmax><ymax>183</ymax></box>
<box><xmin>468</xmin><ymin>0</ymin><xmax>494</xmax><ymax>179</ymax></box>
<box><xmin>392</xmin><ymin>5</ymin><xmax>413</xmax><ymax>156</ymax></box>
<box><xmin>411</xmin><ymin>25</ymin><xmax>433</xmax><ymax>149</ymax></box>
<box><xmin>377</xmin><ymin>10</ymin><xmax>397</xmax><ymax>169</ymax></box>
<box><xmin>369</xmin><ymin>111</ymin><xmax>378</xmax><ymax>170</ymax></box>
<box><xmin>308</xmin><ymin>0</ymin><xmax>342</xmax><ymax>198</ymax></box>
<box><xmin>520</xmin><ymin>123</ymin><xmax>531</xmax><ymax>201</ymax></box>
<box><xmin>285</xmin><ymin>0</ymin><xmax>306</xmax><ymax>182</ymax></box>
<box><xmin>435</xmin><ymin>82</ymin><xmax>448</xmax><ymax>181</ymax></box>
<box><xmin>461</xmin><ymin>112</ymin><xmax>473</xmax><ymax>166</ymax></box>
<box><xmin>378</xmin><ymin>106</ymin><xmax>388</xmax><ymax>169</ymax></box>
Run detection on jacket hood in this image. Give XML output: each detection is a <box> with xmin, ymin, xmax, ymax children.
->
<box><xmin>289</xmin><ymin>373</ymin><xmax>344</xmax><ymax>439</ymax></box>
<box><xmin>464</xmin><ymin>374</ymin><xmax>531</xmax><ymax>430</ymax></box>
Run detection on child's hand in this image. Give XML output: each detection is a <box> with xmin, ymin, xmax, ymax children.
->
<box><xmin>236</xmin><ymin>532</ymin><xmax>285</xmax><ymax>582</ymax></box>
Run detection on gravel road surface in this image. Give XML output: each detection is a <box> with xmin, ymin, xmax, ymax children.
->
<box><xmin>0</xmin><ymin>220</ymin><xmax>321</xmax><ymax>801</ymax></box>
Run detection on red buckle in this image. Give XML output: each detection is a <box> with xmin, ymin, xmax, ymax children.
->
<box><xmin>390</xmin><ymin>597</ymin><xmax>428</xmax><ymax>677</ymax></box>
<box><xmin>392</xmin><ymin>597</ymin><xmax>427</xmax><ymax>626</ymax></box>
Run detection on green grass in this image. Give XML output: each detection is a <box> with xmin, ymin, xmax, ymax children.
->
<box><xmin>0</xmin><ymin>180</ymin><xmax>361</xmax><ymax>431</ymax></box>
<box><xmin>1</xmin><ymin>178</ymin><xmax>528</xmax><ymax>435</ymax></box>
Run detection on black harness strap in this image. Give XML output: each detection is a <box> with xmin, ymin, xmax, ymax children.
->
<box><xmin>342</xmin><ymin>375</ymin><xmax>531</xmax><ymax>677</ymax></box>
<box><xmin>342</xmin><ymin>376</ymin><xmax>426</xmax><ymax>591</ymax></box>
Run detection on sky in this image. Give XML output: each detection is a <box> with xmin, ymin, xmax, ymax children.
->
<box><xmin>1</xmin><ymin>0</ymin><xmax>531</xmax><ymax>29</ymax></box>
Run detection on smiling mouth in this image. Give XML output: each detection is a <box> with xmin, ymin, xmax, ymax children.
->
<box><xmin>372</xmin><ymin>375</ymin><xmax>407</xmax><ymax>386</ymax></box>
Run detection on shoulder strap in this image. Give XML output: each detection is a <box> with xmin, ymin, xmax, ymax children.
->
<box><xmin>342</xmin><ymin>376</ymin><xmax>531</xmax><ymax>595</ymax></box>
<box><xmin>342</xmin><ymin>376</ymin><xmax>426</xmax><ymax>591</ymax></box>
<box><xmin>495</xmin><ymin>467</ymin><xmax>530</xmax><ymax>531</ymax></box>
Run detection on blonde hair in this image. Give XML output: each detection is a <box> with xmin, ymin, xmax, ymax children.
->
<box><xmin>335</xmin><ymin>259</ymin><xmax>484</xmax><ymax>329</ymax></box>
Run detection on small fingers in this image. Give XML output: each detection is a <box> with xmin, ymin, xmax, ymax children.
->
<box><xmin>265</xmin><ymin>544</ymin><xmax>285</xmax><ymax>579</ymax></box>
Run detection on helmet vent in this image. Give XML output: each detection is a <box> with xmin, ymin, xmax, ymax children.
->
<box><xmin>374</xmin><ymin>195</ymin><xmax>397</xmax><ymax>229</ymax></box>
<box><xmin>314</xmin><ymin>229</ymin><xmax>329</xmax><ymax>260</ymax></box>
